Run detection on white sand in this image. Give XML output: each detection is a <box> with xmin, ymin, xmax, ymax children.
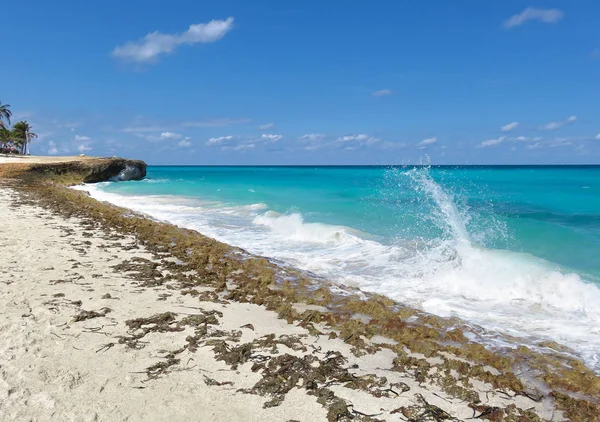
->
<box><xmin>0</xmin><ymin>186</ymin><xmax>561</xmax><ymax>421</ymax></box>
<box><xmin>0</xmin><ymin>155</ymin><xmax>99</xmax><ymax>164</ymax></box>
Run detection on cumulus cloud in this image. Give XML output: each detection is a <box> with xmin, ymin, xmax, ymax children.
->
<box><xmin>74</xmin><ymin>134</ymin><xmax>91</xmax><ymax>141</ymax></box>
<box><xmin>418</xmin><ymin>137</ymin><xmax>437</xmax><ymax>148</ymax></box>
<box><xmin>479</xmin><ymin>136</ymin><xmax>506</xmax><ymax>148</ymax></box>
<box><xmin>504</xmin><ymin>8</ymin><xmax>563</xmax><ymax>29</ymax></box>
<box><xmin>48</xmin><ymin>141</ymin><xmax>58</xmax><ymax>155</ymax></box>
<box><xmin>526</xmin><ymin>142</ymin><xmax>542</xmax><ymax>150</ymax></box>
<box><xmin>549</xmin><ymin>140</ymin><xmax>572</xmax><ymax>148</ymax></box>
<box><xmin>113</xmin><ymin>18</ymin><xmax>234</xmax><ymax>63</ymax></box>
<box><xmin>335</xmin><ymin>134</ymin><xmax>380</xmax><ymax>151</ymax></box>
<box><xmin>338</xmin><ymin>134</ymin><xmax>370</xmax><ymax>142</ymax></box>
<box><xmin>372</xmin><ymin>89</ymin><xmax>393</xmax><ymax>97</ymax></box>
<box><xmin>206</xmin><ymin>135</ymin><xmax>234</xmax><ymax>146</ymax></box>
<box><xmin>178</xmin><ymin>137</ymin><xmax>192</xmax><ymax>147</ymax></box>
<box><xmin>299</xmin><ymin>133</ymin><xmax>326</xmax><ymax>142</ymax></box>
<box><xmin>160</xmin><ymin>131</ymin><xmax>182</xmax><ymax>140</ymax></box>
<box><xmin>261</xmin><ymin>134</ymin><xmax>282</xmax><ymax>142</ymax></box>
<box><xmin>258</xmin><ymin>123</ymin><xmax>275</xmax><ymax>130</ymax></box>
<box><xmin>77</xmin><ymin>144</ymin><xmax>92</xmax><ymax>153</ymax></box>
<box><xmin>501</xmin><ymin>122</ymin><xmax>519</xmax><ymax>132</ymax></box>
<box><xmin>540</xmin><ymin>116</ymin><xmax>577</xmax><ymax>130</ymax></box>
<box><xmin>478</xmin><ymin>135</ymin><xmax>541</xmax><ymax>148</ymax></box>
<box><xmin>205</xmin><ymin>135</ymin><xmax>269</xmax><ymax>152</ymax></box>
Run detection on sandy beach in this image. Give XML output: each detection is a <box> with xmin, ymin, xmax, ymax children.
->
<box><xmin>0</xmin><ymin>155</ymin><xmax>100</xmax><ymax>164</ymax></box>
<box><xmin>0</xmin><ymin>160</ymin><xmax>598</xmax><ymax>421</ymax></box>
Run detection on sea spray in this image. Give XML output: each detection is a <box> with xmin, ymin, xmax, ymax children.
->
<box><xmin>75</xmin><ymin>165</ymin><xmax>600</xmax><ymax>371</ymax></box>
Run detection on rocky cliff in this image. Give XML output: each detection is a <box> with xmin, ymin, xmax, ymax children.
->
<box><xmin>0</xmin><ymin>157</ymin><xmax>147</xmax><ymax>184</ymax></box>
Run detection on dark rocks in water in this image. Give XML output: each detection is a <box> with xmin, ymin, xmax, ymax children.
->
<box><xmin>26</xmin><ymin>158</ymin><xmax>147</xmax><ymax>183</ymax></box>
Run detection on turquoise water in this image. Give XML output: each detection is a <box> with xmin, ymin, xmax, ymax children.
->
<box><xmin>78</xmin><ymin>166</ymin><xmax>600</xmax><ymax>370</ymax></box>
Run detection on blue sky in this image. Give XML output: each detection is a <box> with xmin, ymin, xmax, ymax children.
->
<box><xmin>2</xmin><ymin>1</ymin><xmax>599</xmax><ymax>164</ymax></box>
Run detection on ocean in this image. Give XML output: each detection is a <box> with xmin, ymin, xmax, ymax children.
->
<box><xmin>76</xmin><ymin>165</ymin><xmax>600</xmax><ymax>371</ymax></box>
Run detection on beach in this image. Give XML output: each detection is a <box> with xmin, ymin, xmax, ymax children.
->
<box><xmin>0</xmin><ymin>155</ymin><xmax>100</xmax><ymax>164</ymax></box>
<box><xmin>1</xmin><ymin>159</ymin><xmax>599</xmax><ymax>421</ymax></box>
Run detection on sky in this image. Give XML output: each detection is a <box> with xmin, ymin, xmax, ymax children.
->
<box><xmin>2</xmin><ymin>0</ymin><xmax>600</xmax><ymax>165</ymax></box>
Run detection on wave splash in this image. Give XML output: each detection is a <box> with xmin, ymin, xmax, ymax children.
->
<box><xmin>75</xmin><ymin>168</ymin><xmax>600</xmax><ymax>371</ymax></box>
<box><xmin>109</xmin><ymin>165</ymin><xmax>145</xmax><ymax>181</ymax></box>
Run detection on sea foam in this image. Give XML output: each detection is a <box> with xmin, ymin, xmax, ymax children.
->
<box><xmin>74</xmin><ymin>169</ymin><xmax>600</xmax><ymax>371</ymax></box>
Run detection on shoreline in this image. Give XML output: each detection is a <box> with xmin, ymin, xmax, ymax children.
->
<box><xmin>1</xmin><ymin>159</ymin><xmax>599</xmax><ymax>421</ymax></box>
<box><xmin>76</xmin><ymin>176</ymin><xmax>600</xmax><ymax>374</ymax></box>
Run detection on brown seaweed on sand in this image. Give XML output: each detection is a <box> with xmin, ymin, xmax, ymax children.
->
<box><xmin>3</xmin><ymin>165</ymin><xmax>600</xmax><ymax>420</ymax></box>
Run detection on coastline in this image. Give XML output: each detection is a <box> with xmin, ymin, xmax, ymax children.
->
<box><xmin>1</xmin><ymin>158</ymin><xmax>599</xmax><ymax>421</ymax></box>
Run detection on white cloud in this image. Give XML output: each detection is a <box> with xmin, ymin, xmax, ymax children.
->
<box><xmin>205</xmin><ymin>134</ymin><xmax>279</xmax><ymax>151</ymax></box>
<box><xmin>77</xmin><ymin>144</ymin><xmax>92</xmax><ymax>153</ymax></box>
<box><xmin>113</xmin><ymin>18</ymin><xmax>234</xmax><ymax>63</ymax></box>
<box><xmin>542</xmin><ymin>122</ymin><xmax>561</xmax><ymax>130</ymax></box>
<box><xmin>372</xmin><ymin>89</ymin><xmax>393</xmax><ymax>97</ymax></box>
<box><xmin>549</xmin><ymin>140</ymin><xmax>572</xmax><ymax>148</ymax></box>
<box><xmin>142</xmin><ymin>131</ymin><xmax>186</xmax><ymax>142</ymax></box>
<box><xmin>336</xmin><ymin>134</ymin><xmax>380</xmax><ymax>148</ymax></box>
<box><xmin>235</xmin><ymin>144</ymin><xmax>255</xmax><ymax>151</ymax></box>
<box><xmin>261</xmin><ymin>134</ymin><xmax>282</xmax><ymax>142</ymax></box>
<box><xmin>540</xmin><ymin>116</ymin><xmax>577</xmax><ymax>130</ymax></box>
<box><xmin>258</xmin><ymin>123</ymin><xmax>275</xmax><ymax>130</ymax></box>
<box><xmin>206</xmin><ymin>135</ymin><xmax>234</xmax><ymax>145</ymax></box>
<box><xmin>48</xmin><ymin>141</ymin><xmax>58</xmax><ymax>155</ymax></box>
<box><xmin>504</xmin><ymin>8</ymin><xmax>563</xmax><ymax>29</ymax></box>
<box><xmin>74</xmin><ymin>134</ymin><xmax>91</xmax><ymax>141</ymax></box>
<box><xmin>339</xmin><ymin>134</ymin><xmax>370</xmax><ymax>142</ymax></box>
<box><xmin>418</xmin><ymin>137</ymin><xmax>438</xmax><ymax>148</ymax></box>
<box><xmin>501</xmin><ymin>122</ymin><xmax>519</xmax><ymax>132</ymax></box>
<box><xmin>178</xmin><ymin>137</ymin><xmax>192</xmax><ymax>147</ymax></box>
<box><xmin>299</xmin><ymin>133</ymin><xmax>326</xmax><ymax>142</ymax></box>
<box><xmin>479</xmin><ymin>136</ymin><xmax>506</xmax><ymax>148</ymax></box>
<box><xmin>161</xmin><ymin>131</ymin><xmax>182</xmax><ymax>140</ymax></box>
<box><xmin>223</xmin><ymin>143</ymin><xmax>255</xmax><ymax>151</ymax></box>
<box><xmin>336</xmin><ymin>133</ymin><xmax>380</xmax><ymax>149</ymax></box>
<box><xmin>596</xmin><ymin>134</ymin><xmax>600</xmax><ymax>140</ymax></box>
<box><xmin>526</xmin><ymin>142</ymin><xmax>542</xmax><ymax>150</ymax></box>
<box><xmin>479</xmin><ymin>136</ymin><xmax>541</xmax><ymax>148</ymax></box>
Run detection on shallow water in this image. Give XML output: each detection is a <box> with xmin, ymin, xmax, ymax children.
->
<box><xmin>75</xmin><ymin>165</ymin><xmax>600</xmax><ymax>370</ymax></box>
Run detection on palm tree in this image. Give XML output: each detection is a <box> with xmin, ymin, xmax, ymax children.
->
<box><xmin>0</xmin><ymin>127</ymin><xmax>12</xmax><ymax>151</ymax></box>
<box><xmin>12</xmin><ymin>121</ymin><xmax>37</xmax><ymax>155</ymax></box>
<box><xmin>0</xmin><ymin>101</ymin><xmax>11</xmax><ymax>129</ymax></box>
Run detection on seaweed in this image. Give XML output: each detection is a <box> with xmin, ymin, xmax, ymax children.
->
<box><xmin>396</xmin><ymin>394</ymin><xmax>459</xmax><ymax>421</ymax></box>
<box><xmin>73</xmin><ymin>307</ymin><xmax>111</xmax><ymax>322</ymax></box>
<box><xmin>5</xmin><ymin>170</ymin><xmax>600</xmax><ymax>419</ymax></box>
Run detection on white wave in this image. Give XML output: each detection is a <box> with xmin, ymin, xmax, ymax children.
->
<box><xmin>74</xmin><ymin>175</ymin><xmax>600</xmax><ymax>371</ymax></box>
<box><xmin>253</xmin><ymin>211</ymin><xmax>366</xmax><ymax>245</ymax></box>
<box><xmin>141</xmin><ymin>178</ymin><xmax>168</xmax><ymax>184</ymax></box>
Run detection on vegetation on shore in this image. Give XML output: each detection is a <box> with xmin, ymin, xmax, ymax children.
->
<box><xmin>1</xmin><ymin>163</ymin><xmax>599</xmax><ymax>421</ymax></box>
<box><xmin>0</xmin><ymin>100</ymin><xmax>37</xmax><ymax>155</ymax></box>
